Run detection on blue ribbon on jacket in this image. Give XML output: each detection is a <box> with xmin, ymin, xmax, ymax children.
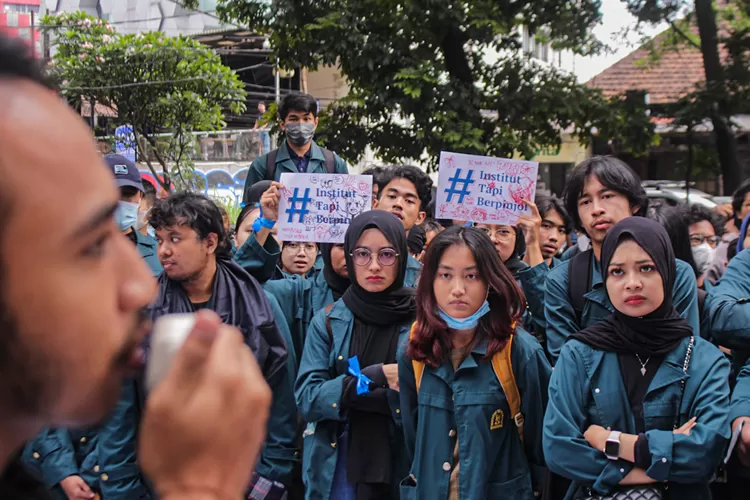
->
<box><xmin>347</xmin><ymin>356</ymin><xmax>372</xmax><ymax>395</ymax></box>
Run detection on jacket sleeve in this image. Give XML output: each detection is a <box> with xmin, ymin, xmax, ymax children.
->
<box><xmin>255</xmin><ymin>326</ymin><xmax>299</xmax><ymax>488</ymax></box>
<box><xmin>543</xmin><ymin>343</ymin><xmax>633</xmax><ymax>494</ymax></box>
<box><xmin>543</xmin><ymin>264</ymin><xmax>580</xmax><ymax>364</ymax></box>
<box><xmin>731</xmin><ymin>359</ymin><xmax>750</xmax><ymax>424</ymax></box>
<box><xmin>673</xmin><ymin>259</ymin><xmax>701</xmax><ymax>335</ymax></box>
<box><xmin>706</xmin><ymin>250</ymin><xmax>750</xmax><ymax>350</ymax></box>
<box><xmin>234</xmin><ymin>232</ymin><xmax>282</xmax><ymax>284</ymax></box>
<box><xmin>517</xmin><ymin>262</ymin><xmax>550</xmax><ymax>338</ymax></box>
<box><xmin>643</xmin><ymin>350</ymin><xmax>731</xmax><ymax>482</ymax></box>
<box><xmin>517</xmin><ymin>333</ymin><xmax>552</xmax><ymax>486</ymax></box>
<box><xmin>334</xmin><ymin>154</ymin><xmax>349</xmax><ymax>174</ymax></box>
<box><xmin>294</xmin><ymin>311</ymin><xmax>348</xmax><ymax>423</ymax></box>
<box><xmin>23</xmin><ymin>429</ymin><xmax>79</xmax><ymax>489</ymax></box>
<box><xmin>398</xmin><ymin>351</ymin><xmax>418</xmax><ymax>464</ymax></box>
<box><xmin>97</xmin><ymin>377</ymin><xmax>151</xmax><ymax>499</ymax></box>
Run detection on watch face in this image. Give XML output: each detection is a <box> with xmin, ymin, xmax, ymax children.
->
<box><xmin>605</xmin><ymin>439</ymin><xmax>620</xmax><ymax>457</ymax></box>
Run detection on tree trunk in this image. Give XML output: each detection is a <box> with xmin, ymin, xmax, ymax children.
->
<box><xmin>694</xmin><ymin>0</ymin><xmax>742</xmax><ymax>194</ymax></box>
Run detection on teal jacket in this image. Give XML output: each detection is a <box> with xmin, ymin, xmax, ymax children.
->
<box><xmin>544</xmin><ymin>336</ymin><xmax>730</xmax><ymax>500</ymax></box>
<box><xmin>246</xmin><ymin>141</ymin><xmax>348</xmax><ymax>186</ymax></box>
<box><xmin>730</xmin><ymin>359</ymin><xmax>750</xmax><ymax>478</ymax></box>
<box><xmin>706</xmin><ymin>248</ymin><xmax>750</xmax><ymax>371</ymax></box>
<box><xmin>517</xmin><ymin>258</ymin><xmax>561</xmax><ymax>344</ymax></box>
<box><xmin>398</xmin><ymin>328</ymin><xmax>551</xmax><ymax>500</ymax></box>
<box><xmin>234</xmin><ymin>231</ymin><xmax>282</xmax><ymax>284</ymax></box>
<box><xmin>133</xmin><ymin>229</ymin><xmax>162</xmax><ymax>276</ymax></box>
<box><xmin>544</xmin><ymin>256</ymin><xmax>700</xmax><ymax>363</ymax></box>
<box><xmin>22</xmin><ymin>428</ymin><xmax>104</xmax><ymax>500</ymax></box>
<box><xmin>295</xmin><ymin>301</ymin><xmax>411</xmax><ymax>500</ymax></box>
<box><xmin>405</xmin><ymin>254</ymin><xmax>422</xmax><ymax>288</ymax></box>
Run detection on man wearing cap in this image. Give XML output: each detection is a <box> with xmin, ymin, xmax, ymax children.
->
<box><xmin>105</xmin><ymin>154</ymin><xmax>162</xmax><ymax>276</ymax></box>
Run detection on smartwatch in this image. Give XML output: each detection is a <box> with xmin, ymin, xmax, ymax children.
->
<box><xmin>252</xmin><ymin>217</ymin><xmax>276</xmax><ymax>233</ymax></box>
<box><xmin>604</xmin><ymin>430</ymin><xmax>622</xmax><ymax>460</ymax></box>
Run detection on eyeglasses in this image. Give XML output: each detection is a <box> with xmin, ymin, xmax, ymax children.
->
<box><xmin>478</xmin><ymin>227</ymin><xmax>515</xmax><ymax>241</ymax></box>
<box><xmin>689</xmin><ymin>234</ymin><xmax>720</xmax><ymax>247</ymax></box>
<box><xmin>284</xmin><ymin>242</ymin><xmax>318</xmax><ymax>253</ymax></box>
<box><xmin>350</xmin><ymin>248</ymin><xmax>399</xmax><ymax>267</ymax></box>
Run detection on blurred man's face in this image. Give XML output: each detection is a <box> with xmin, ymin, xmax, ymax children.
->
<box><xmin>0</xmin><ymin>79</ymin><xmax>155</xmax><ymax>426</ymax></box>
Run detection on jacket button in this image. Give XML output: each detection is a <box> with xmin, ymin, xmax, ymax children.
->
<box><xmin>331</xmin><ymin>442</ymin><xmax>337</xmax><ymax>449</ymax></box>
<box><xmin>449</xmin><ymin>429</ymin><xmax>456</xmax><ymax>438</ymax></box>
<box><xmin>661</xmin><ymin>458</ymin><xmax>667</xmax><ymax>463</ymax></box>
<box><xmin>294</xmin><ymin>451</ymin><xmax>300</xmax><ymax>457</ymax></box>
<box><xmin>338</xmin><ymin>356</ymin><xmax>344</xmax><ymax>360</ymax></box>
<box><xmin>396</xmin><ymin>409</ymin><xmax>400</xmax><ymax>414</ymax></box>
<box><xmin>595</xmin><ymin>388</ymin><xmax>601</xmax><ymax>394</ymax></box>
<box><xmin>32</xmin><ymin>452</ymin><xmax>40</xmax><ymax>460</ymax></box>
<box><xmin>332</xmin><ymin>403</ymin><xmax>337</xmax><ymax>408</ymax></box>
<box><xmin>100</xmin><ymin>473</ymin><xmax>109</xmax><ymax>481</ymax></box>
<box><xmin>442</xmin><ymin>462</ymin><xmax>451</xmax><ymax>472</ymax></box>
<box><xmin>80</xmin><ymin>437</ymin><xmax>87</xmax><ymax>444</ymax></box>
<box><xmin>620</xmin><ymin>468</ymin><xmax>625</xmax><ymax>473</ymax></box>
<box><xmin>93</xmin><ymin>465</ymin><xmax>100</xmax><ymax>473</ymax></box>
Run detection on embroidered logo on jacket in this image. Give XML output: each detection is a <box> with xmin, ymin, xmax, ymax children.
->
<box><xmin>490</xmin><ymin>409</ymin><xmax>504</xmax><ymax>430</ymax></box>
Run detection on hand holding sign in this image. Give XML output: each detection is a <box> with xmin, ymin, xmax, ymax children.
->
<box><xmin>436</xmin><ymin>152</ymin><xmax>538</xmax><ymax>226</ymax></box>
<box><xmin>278</xmin><ymin>173</ymin><xmax>372</xmax><ymax>243</ymax></box>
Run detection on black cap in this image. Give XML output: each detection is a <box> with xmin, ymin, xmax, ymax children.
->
<box><xmin>104</xmin><ymin>154</ymin><xmax>143</xmax><ymax>192</ymax></box>
<box><xmin>244</xmin><ymin>180</ymin><xmax>273</xmax><ymax>206</ymax></box>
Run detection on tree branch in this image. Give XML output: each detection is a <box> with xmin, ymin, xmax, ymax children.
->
<box><xmin>669</xmin><ymin>20</ymin><xmax>701</xmax><ymax>50</ymax></box>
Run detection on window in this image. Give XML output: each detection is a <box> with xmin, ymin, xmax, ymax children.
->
<box><xmin>3</xmin><ymin>4</ymin><xmax>41</xmax><ymax>14</ymax></box>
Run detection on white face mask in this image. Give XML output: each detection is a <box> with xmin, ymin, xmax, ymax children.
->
<box><xmin>691</xmin><ymin>242</ymin><xmax>715</xmax><ymax>275</ymax></box>
<box><xmin>136</xmin><ymin>208</ymin><xmax>151</xmax><ymax>230</ymax></box>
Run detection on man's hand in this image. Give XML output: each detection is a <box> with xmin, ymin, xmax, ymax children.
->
<box><xmin>139</xmin><ymin>310</ymin><xmax>272</xmax><ymax>500</ymax></box>
<box><xmin>734</xmin><ymin>417</ymin><xmax>750</xmax><ymax>467</ymax></box>
<box><xmin>60</xmin><ymin>475</ymin><xmax>95</xmax><ymax>500</ymax></box>
<box><xmin>517</xmin><ymin>199</ymin><xmax>544</xmax><ymax>267</ymax></box>
<box><xmin>382</xmin><ymin>364</ymin><xmax>400</xmax><ymax>392</ymax></box>
<box><xmin>259</xmin><ymin>182</ymin><xmax>283</xmax><ymax>222</ymax></box>
<box><xmin>714</xmin><ymin>203</ymin><xmax>734</xmax><ymax>220</ymax></box>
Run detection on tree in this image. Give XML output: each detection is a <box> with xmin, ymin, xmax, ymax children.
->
<box><xmin>183</xmin><ymin>0</ymin><xmax>656</xmax><ymax>169</ymax></box>
<box><xmin>43</xmin><ymin>11</ymin><xmax>247</xmax><ymax>191</ymax></box>
<box><xmin>623</xmin><ymin>0</ymin><xmax>746</xmax><ymax>194</ymax></box>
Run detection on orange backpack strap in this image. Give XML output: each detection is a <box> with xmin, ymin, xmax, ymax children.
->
<box><xmin>408</xmin><ymin>322</ymin><xmax>425</xmax><ymax>391</ymax></box>
<box><xmin>491</xmin><ymin>334</ymin><xmax>524</xmax><ymax>443</ymax></box>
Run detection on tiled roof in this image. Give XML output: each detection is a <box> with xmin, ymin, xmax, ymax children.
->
<box><xmin>587</xmin><ymin>30</ymin><xmax>706</xmax><ymax>104</ymax></box>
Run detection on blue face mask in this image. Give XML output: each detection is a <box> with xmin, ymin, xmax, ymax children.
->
<box><xmin>147</xmin><ymin>225</ymin><xmax>156</xmax><ymax>238</ymax></box>
<box><xmin>438</xmin><ymin>300</ymin><xmax>491</xmax><ymax>330</ymax></box>
<box><xmin>116</xmin><ymin>201</ymin><xmax>140</xmax><ymax>231</ymax></box>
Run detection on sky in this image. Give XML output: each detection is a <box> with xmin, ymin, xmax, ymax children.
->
<box><xmin>573</xmin><ymin>0</ymin><xmax>669</xmax><ymax>82</ymax></box>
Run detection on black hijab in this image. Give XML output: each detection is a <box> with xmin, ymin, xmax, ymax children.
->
<box><xmin>320</xmin><ymin>243</ymin><xmax>350</xmax><ymax>301</ymax></box>
<box><xmin>570</xmin><ymin>217</ymin><xmax>693</xmax><ymax>357</ymax></box>
<box><xmin>341</xmin><ymin>210</ymin><xmax>416</xmax><ymax>325</ymax></box>
<box><xmin>407</xmin><ymin>224</ymin><xmax>427</xmax><ymax>256</ymax></box>
<box><xmin>503</xmin><ymin>226</ymin><xmax>527</xmax><ymax>276</ymax></box>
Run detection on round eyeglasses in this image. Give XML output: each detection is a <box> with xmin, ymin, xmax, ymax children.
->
<box><xmin>350</xmin><ymin>248</ymin><xmax>399</xmax><ymax>267</ymax></box>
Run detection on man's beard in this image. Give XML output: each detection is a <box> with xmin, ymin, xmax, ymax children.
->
<box><xmin>0</xmin><ymin>298</ymin><xmax>51</xmax><ymax>417</ymax></box>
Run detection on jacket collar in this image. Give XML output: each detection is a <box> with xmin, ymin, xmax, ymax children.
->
<box><xmin>276</xmin><ymin>140</ymin><xmax>324</xmax><ymax>167</ymax></box>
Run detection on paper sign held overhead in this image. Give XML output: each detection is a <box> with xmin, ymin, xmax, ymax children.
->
<box><xmin>277</xmin><ymin>173</ymin><xmax>372</xmax><ymax>244</ymax></box>
<box><xmin>435</xmin><ymin>152</ymin><xmax>538</xmax><ymax>226</ymax></box>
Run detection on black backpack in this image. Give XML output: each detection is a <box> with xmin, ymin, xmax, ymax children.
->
<box><xmin>567</xmin><ymin>249</ymin><xmax>593</xmax><ymax>325</ymax></box>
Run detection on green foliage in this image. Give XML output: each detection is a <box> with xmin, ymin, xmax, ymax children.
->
<box><xmin>43</xmin><ymin>11</ymin><xmax>247</xmax><ymax>191</ymax></box>
<box><xmin>212</xmin><ymin>195</ymin><xmax>243</xmax><ymax>228</ymax></box>
<box><xmin>185</xmin><ymin>0</ymin><xmax>656</xmax><ymax>169</ymax></box>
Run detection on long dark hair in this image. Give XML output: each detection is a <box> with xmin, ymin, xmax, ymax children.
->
<box><xmin>409</xmin><ymin>226</ymin><xmax>526</xmax><ymax>367</ymax></box>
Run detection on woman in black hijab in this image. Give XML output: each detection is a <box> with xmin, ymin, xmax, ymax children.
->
<box><xmin>296</xmin><ymin>210</ymin><xmax>416</xmax><ymax>500</ymax></box>
<box><xmin>543</xmin><ymin>217</ymin><xmax>731</xmax><ymax>500</ymax></box>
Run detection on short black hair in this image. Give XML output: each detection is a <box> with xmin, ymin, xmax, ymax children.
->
<box><xmin>278</xmin><ymin>93</ymin><xmax>318</xmax><ymax>121</ymax></box>
<box><xmin>564</xmin><ymin>156</ymin><xmax>648</xmax><ymax>234</ymax></box>
<box><xmin>422</xmin><ymin>219</ymin><xmax>444</xmax><ymax>234</ymax></box>
<box><xmin>658</xmin><ymin>206</ymin><xmax>698</xmax><ymax>275</ymax></box>
<box><xmin>732</xmin><ymin>181</ymin><xmax>750</xmax><ymax>216</ymax></box>
<box><xmin>680</xmin><ymin>203</ymin><xmax>725</xmax><ymax>238</ymax></box>
<box><xmin>727</xmin><ymin>237</ymin><xmax>740</xmax><ymax>262</ymax></box>
<box><xmin>378</xmin><ymin>165</ymin><xmax>433</xmax><ymax>212</ymax></box>
<box><xmin>149</xmin><ymin>193</ymin><xmax>232</xmax><ymax>256</ymax></box>
<box><xmin>235</xmin><ymin>203</ymin><xmax>260</xmax><ymax>234</ymax></box>
<box><xmin>142</xmin><ymin>181</ymin><xmax>157</xmax><ymax>207</ymax></box>
<box><xmin>362</xmin><ymin>166</ymin><xmax>390</xmax><ymax>193</ymax></box>
<box><xmin>536</xmin><ymin>195</ymin><xmax>573</xmax><ymax>234</ymax></box>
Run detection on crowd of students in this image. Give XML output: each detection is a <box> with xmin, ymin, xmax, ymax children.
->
<box><xmin>9</xmin><ymin>58</ymin><xmax>750</xmax><ymax>500</ymax></box>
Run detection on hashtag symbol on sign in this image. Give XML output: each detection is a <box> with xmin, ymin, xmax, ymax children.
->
<box><xmin>444</xmin><ymin>169</ymin><xmax>475</xmax><ymax>203</ymax></box>
<box><xmin>286</xmin><ymin>187</ymin><xmax>312</xmax><ymax>223</ymax></box>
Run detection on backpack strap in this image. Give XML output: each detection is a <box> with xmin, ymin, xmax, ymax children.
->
<box><xmin>265</xmin><ymin>148</ymin><xmax>279</xmax><ymax>181</ymax></box>
<box><xmin>408</xmin><ymin>323</ymin><xmax>425</xmax><ymax>391</ymax></box>
<box><xmin>491</xmin><ymin>334</ymin><xmax>524</xmax><ymax>443</ymax></box>
<box><xmin>321</xmin><ymin>147</ymin><xmax>336</xmax><ymax>174</ymax></box>
<box><xmin>324</xmin><ymin>303</ymin><xmax>335</xmax><ymax>344</ymax></box>
<box><xmin>567</xmin><ymin>249</ymin><xmax>593</xmax><ymax>326</ymax></box>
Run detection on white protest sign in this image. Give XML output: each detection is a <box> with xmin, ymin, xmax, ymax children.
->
<box><xmin>435</xmin><ymin>152</ymin><xmax>538</xmax><ymax>226</ymax></box>
<box><xmin>277</xmin><ymin>173</ymin><xmax>372</xmax><ymax>243</ymax></box>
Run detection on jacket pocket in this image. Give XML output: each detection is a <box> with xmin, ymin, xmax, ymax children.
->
<box><xmin>485</xmin><ymin>474</ymin><xmax>533</xmax><ymax>499</ymax></box>
<box><xmin>399</xmin><ymin>476</ymin><xmax>418</xmax><ymax>500</ymax></box>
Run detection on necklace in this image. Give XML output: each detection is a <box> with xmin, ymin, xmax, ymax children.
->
<box><xmin>635</xmin><ymin>354</ymin><xmax>651</xmax><ymax>376</ymax></box>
